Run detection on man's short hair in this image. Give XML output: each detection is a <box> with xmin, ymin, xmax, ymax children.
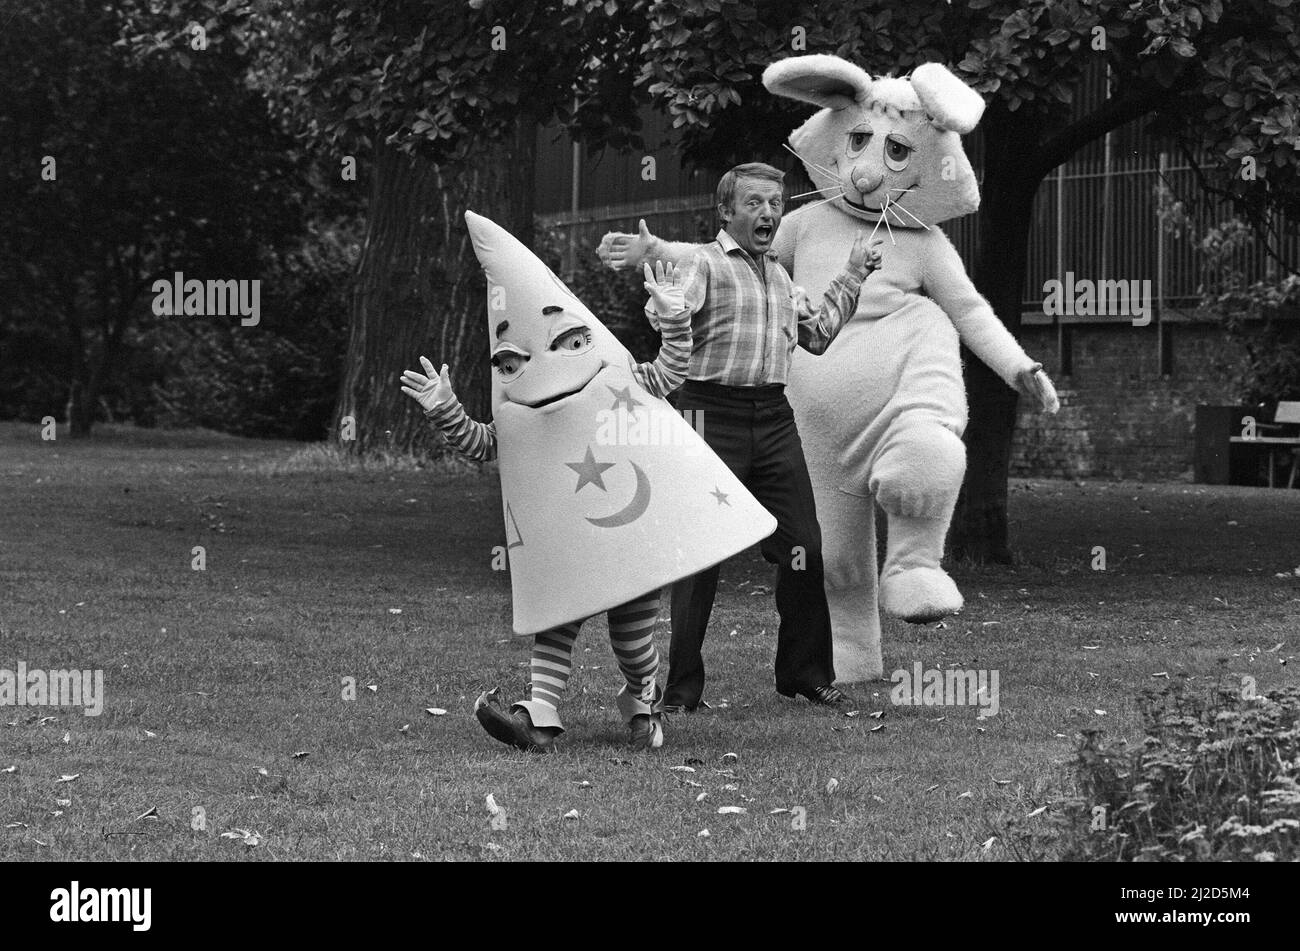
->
<box><xmin>716</xmin><ymin>162</ymin><xmax>785</xmax><ymax>212</ymax></box>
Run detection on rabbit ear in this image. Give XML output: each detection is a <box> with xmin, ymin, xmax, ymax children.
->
<box><xmin>763</xmin><ymin>54</ymin><xmax>872</xmax><ymax>111</ymax></box>
<box><xmin>911</xmin><ymin>63</ymin><xmax>985</xmax><ymax>133</ymax></box>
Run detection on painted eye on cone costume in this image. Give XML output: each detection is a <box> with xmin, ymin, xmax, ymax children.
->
<box><xmin>402</xmin><ymin>211</ymin><xmax>776</xmax><ymax>752</ymax></box>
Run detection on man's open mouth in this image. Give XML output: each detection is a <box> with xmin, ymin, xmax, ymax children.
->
<box><xmin>754</xmin><ymin>224</ymin><xmax>773</xmax><ymax>240</ymax></box>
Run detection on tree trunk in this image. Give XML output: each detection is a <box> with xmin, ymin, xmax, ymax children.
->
<box><xmin>335</xmin><ymin>118</ymin><xmax>537</xmax><ymax>457</ymax></box>
<box><xmin>952</xmin><ymin>106</ymin><xmax>1043</xmax><ymax>563</ymax></box>
<box><xmin>65</xmin><ymin>299</ymin><xmax>92</xmax><ymax>438</ymax></box>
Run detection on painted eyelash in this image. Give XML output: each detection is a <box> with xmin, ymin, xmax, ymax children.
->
<box><xmin>550</xmin><ymin>329</ymin><xmax>592</xmax><ymax>350</ymax></box>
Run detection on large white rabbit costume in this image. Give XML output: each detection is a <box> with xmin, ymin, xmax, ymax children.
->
<box><xmin>599</xmin><ymin>56</ymin><xmax>1059</xmax><ymax>682</ymax></box>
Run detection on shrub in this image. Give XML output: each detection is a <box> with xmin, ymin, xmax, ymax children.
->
<box><xmin>148</xmin><ymin>217</ymin><xmax>360</xmax><ymax>440</ymax></box>
<box><xmin>1008</xmin><ymin>679</ymin><xmax>1300</xmax><ymax>861</ymax></box>
<box><xmin>1158</xmin><ymin>184</ymin><xmax>1300</xmax><ymax>405</ymax></box>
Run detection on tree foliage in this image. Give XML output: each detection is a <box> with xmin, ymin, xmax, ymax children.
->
<box><xmin>0</xmin><ymin>0</ymin><xmax>321</xmax><ymax>434</ymax></box>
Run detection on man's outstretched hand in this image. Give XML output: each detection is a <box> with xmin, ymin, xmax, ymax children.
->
<box><xmin>400</xmin><ymin>356</ymin><xmax>455</xmax><ymax>412</ymax></box>
<box><xmin>598</xmin><ymin>218</ymin><xmax>656</xmax><ymax>271</ymax></box>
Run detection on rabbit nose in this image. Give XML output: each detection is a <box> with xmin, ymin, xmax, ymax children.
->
<box><xmin>852</xmin><ymin>170</ymin><xmax>883</xmax><ymax>195</ymax></box>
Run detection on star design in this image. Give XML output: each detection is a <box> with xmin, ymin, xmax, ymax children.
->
<box><xmin>607</xmin><ymin>384</ymin><xmax>644</xmax><ymax>414</ymax></box>
<box><xmin>710</xmin><ymin>486</ymin><xmax>730</xmax><ymax>506</ymax></box>
<box><xmin>565</xmin><ymin>446</ymin><xmax>615</xmax><ymax>493</ymax></box>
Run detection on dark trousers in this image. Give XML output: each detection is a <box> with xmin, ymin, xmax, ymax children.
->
<box><xmin>665</xmin><ymin>380</ymin><xmax>835</xmax><ymax>707</ymax></box>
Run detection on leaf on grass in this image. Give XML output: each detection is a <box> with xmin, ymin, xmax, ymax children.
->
<box><xmin>136</xmin><ymin>806</ymin><xmax>158</xmax><ymax>821</ymax></box>
<box><xmin>697</xmin><ymin>829</ymin><xmax>710</xmax><ymax>838</ymax></box>
<box><xmin>770</xmin><ymin>808</ymin><xmax>790</xmax><ymax>815</ymax></box>
<box><xmin>291</xmin><ymin>751</ymin><xmax>310</xmax><ymax>759</ymax></box>
<box><xmin>425</xmin><ymin>708</ymin><xmax>448</xmax><ymax>716</ymax></box>
<box><xmin>669</xmin><ymin>765</ymin><xmax>696</xmax><ymax>773</ymax></box>
<box><xmin>992</xmin><ymin>779</ymin><xmax>1011</xmax><ymax>787</ymax></box>
<box><xmin>256</xmin><ymin>768</ymin><xmax>269</xmax><ymax>776</ymax></box>
<box><xmin>5</xmin><ymin>822</ymin><xmax>27</xmax><ymax>829</ymax></box>
<box><xmin>680</xmin><ymin>779</ymin><xmax>703</xmax><ymax>788</ymax></box>
<box><xmin>50</xmin><ymin>810</ymin><xmax>63</xmax><ymax>818</ymax></box>
<box><xmin>485</xmin><ymin>794</ymin><xmax>502</xmax><ymax>816</ymax></box>
<box><xmin>696</xmin><ymin>792</ymin><xmax>708</xmax><ymax>802</ymax></box>
<box><xmin>61</xmin><ymin>732</ymin><xmax>70</xmax><ymax>744</ymax></box>
<box><xmin>869</xmin><ymin>710</ymin><xmax>885</xmax><ymax>719</ymax></box>
<box><xmin>388</xmin><ymin>608</ymin><xmax>402</xmax><ymax>615</ymax></box>
<box><xmin>56</xmin><ymin>774</ymin><xmax>79</xmax><ymax>783</ymax></box>
<box><xmin>1151</xmin><ymin>672</ymin><xmax>1169</xmax><ymax>679</ymax></box>
<box><xmin>38</xmin><ymin>716</ymin><xmax>58</xmax><ymax>726</ymax></box>
<box><xmin>1026</xmin><ymin>805</ymin><xmax>1048</xmax><ymax>818</ymax></box>
<box><xmin>957</xmin><ymin>791</ymin><xmax>973</xmax><ymax>800</ymax></box>
<box><xmin>717</xmin><ymin>806</ymin><xmax>746</xmax><ymax>814</ymax></box>
<box><xmin>929</xmin><ymin>716</ymin><xmax>946</xmax><ymax>723</ymax></box>
<box><xmin>562</xmin><ymin>809</ymin><xmax>579</xmax><ymax>820</ymax></box>
<box><xmin>825</xmin><ymin>778</ymin><xmax>839</xmax><ymax>794</ymax></box>
<box><xmin>1094</xmin><ymin>709</ymin><xmax>1107</xmax><ymax>716</ymax></box>
<box><xmin>1</xmin><ymin>766</ymin><xmax>15</xmax><ymax>774</ymax></box>
<box><xmin>1082</xmin><ymin>645</ymin><xmax>1101</xmax><ymax>650</ymax></box>
<box><xmin>398</xmin><ymin>724</ymin><xmax>411</xmax><ymax>734</ymax></box>
<box><xmin>720</xmin><ymin>783</ymin><xmax>739</xmax><ymax>791</ymax></box>
<box><xmin>365</xmin><ymin>684</ymin><xmax>378</xmax><ymax>692</ymax></box>
<box><xmin>721</xmin><ymin>752</ymin><xmax>738</xmax><ymax>762</ymax></box>
<box><xmin>572</xmin><ymin>780</ymin><xmax>592</xmax><ymax>788</ymax></box>
<box><xmin>982</xmin><ymin>836</ymin><xmax>998</xmax><ymax>852</ymax></box>
<box><xmin>55</xmin><ymin>799</ymin><xmax>70</xmax><ymax>807</ymax></box>
<box><xmin>143</xmin><ymin>730</ymin><xmax>158</xmax><ymax>738</ymax></box>
<box><xmin>1264</xmin><ymin>643</ymin><xmax>1284</xmax><ymax>654</ymax></box>
<box><xmin>925</xmin><ymin>784</ymin><xmax>940</xmax><ymax>793</ymax></box>
<box><xmin>844</xmin><ymin>710</ymin><xmax>860</xmax><ymax>719</ymax></box>
<box><xmin>871</xmin><ymin>795</ymin><xmax>883</xmax><ymax>803</ymax></box>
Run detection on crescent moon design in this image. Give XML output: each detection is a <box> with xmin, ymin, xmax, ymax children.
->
<box><xmin>585</xmin><ymin>462</ymin><xmax>651</xmax><ymax>528</ymax></box>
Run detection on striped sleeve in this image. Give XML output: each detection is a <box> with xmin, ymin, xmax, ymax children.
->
<box><xmin>632</xmin><ymin>305</ymin><xmax>692</xmax><ymax>399</ymax></box>
<box><xmin>424</xmin><ymin>395</ymin><xmax>497</xmax><ymax>462</ymax></box>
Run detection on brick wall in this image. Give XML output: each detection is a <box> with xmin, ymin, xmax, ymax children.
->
<box><xmin>1010</xmin><ymin>322</ymin><xmax>1249</xmax><ymax>481</ymax></box>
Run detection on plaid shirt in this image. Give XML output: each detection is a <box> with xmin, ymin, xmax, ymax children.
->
<box><xmin>668</xmin><ymin>229</ymin><xmax>865</xmax><ymax>387</ymax></box>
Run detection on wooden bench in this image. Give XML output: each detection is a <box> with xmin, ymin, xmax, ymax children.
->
<box><xmin>1229</xmin><ymin>401</ymin><xmax>1300</xmax><ymax>488</ymax></box>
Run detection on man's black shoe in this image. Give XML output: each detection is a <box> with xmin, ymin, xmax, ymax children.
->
<box><xmin>778</xmin><ymin>684</ymin><xmax>850</xmax><ymax>706</ymax></box>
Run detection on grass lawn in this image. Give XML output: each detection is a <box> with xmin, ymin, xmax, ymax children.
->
<box><xmin>1</xmin><ymin>420</ymin><xmax>1297</xmax><ymax>861</ymax></box>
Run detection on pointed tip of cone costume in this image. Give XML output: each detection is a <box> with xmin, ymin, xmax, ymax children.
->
<box><xmin>463</xmin><ymin>212</ymin><xmax>778</xmax><ymax>635</ymax></box>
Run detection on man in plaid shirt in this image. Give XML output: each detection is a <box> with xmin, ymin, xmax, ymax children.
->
<box><xmin>648</xmin><ymin>162</ymin><xmax>881</xmax><ymax>710</ymax></box>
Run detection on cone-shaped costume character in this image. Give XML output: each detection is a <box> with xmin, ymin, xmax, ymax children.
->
<box><xmin>463</xmin><ymin>210</ymin><xmax>776</xmax><ymax>634</ymax></box>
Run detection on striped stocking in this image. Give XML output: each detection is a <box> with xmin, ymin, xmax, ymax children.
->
<box><xmin>607</xmin><ymin>595</ymin><xmax>661</xmax><ymax>704</ymax></box>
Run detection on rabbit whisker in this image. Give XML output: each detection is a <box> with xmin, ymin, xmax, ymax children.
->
<box><xmin>789</xmin><ymin>185</ymin><xmax>844</xmax><ymax>200</ymax></box>
<box><xmin>782</xmin><ymin>143</ymin><xmax>839</xmax><ymax>181</ymax></box>
<box><xmin>797</xmin><ymin>192</ymin><xmax>846</xmax><ymax>214</ymax></box>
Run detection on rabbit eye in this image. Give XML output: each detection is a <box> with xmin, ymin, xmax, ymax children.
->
<box><xmin>847</xmin><ymin>131</ymin><xmax>871</xmax><ymax>155</ymax></box>
<box><xmin>884</xmin><ymin>135</ymin><xmax>913</xmax><ymax>171</ymax></box>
